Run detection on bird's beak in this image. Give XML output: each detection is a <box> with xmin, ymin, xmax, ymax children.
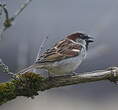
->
<box><xmin>87</xmin><ymin>36</ymin><xmax>94</xmax><ymax>43</ymax></box>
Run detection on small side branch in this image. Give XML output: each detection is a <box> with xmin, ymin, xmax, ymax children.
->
<box><xmin>11</xmin><ymin>0</ymin><xmax>33</xmax><ymax>21</ymax></box>
<box><xmin>35</xmin><ymin>36</ymin><xmax>48</xmax><ymax>62</ymax></box>
<box><xmin>0</xmin><ymin>0</ymin><xmax>33</xmax><ymax>39</ymax></box>
<box><xmin>0</xmin><ymin>59</ymin><xmax>14</xmax><ymax>76</ymax></box>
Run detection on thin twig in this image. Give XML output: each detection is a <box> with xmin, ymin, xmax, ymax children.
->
<box><xmin>0</xmin><ymin>27</ymin><xmax>6</xmax><ymax>40</ymax></box>
<box><xmin>2</xmin><ymin>4</ymin><xmax>9</xmax><ymax>20</ymax></box>
<box><xmin>0</xmin><ymin>4</ymin><xmax>2</xmax><ymax>19</ymax></box>
<box><xmin>0</xmin><ymin>59</ymin><xmax>14</xmax><ymax>76</ymax></box>
<box><xmin>11</xmin><ymin>0</ymin><xmax>33</xmax><ymax>21</ymax></box>
<box><xmin>0</xmin><ymin>0</ymin><xmax>33</xmax><ymax>39</ymax></box>
<box><xmin>0</xmin><ymin>4</ymin><xmax>10</xmax><ymax>38</ymax></box>
<box><xmin>35</xmin><ymin>36</ymin><xmax>48</xmax><ymax>62</ymax></box>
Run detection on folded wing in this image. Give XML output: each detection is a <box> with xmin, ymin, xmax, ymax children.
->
<box><xmin>36</xmin><ymin>39</ymin><xmax>82</xmax><ymax>63</ymax></box>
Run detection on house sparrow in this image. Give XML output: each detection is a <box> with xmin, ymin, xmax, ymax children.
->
<box><xmin>18</xmin><ymin>32</ymin><xmax>94</xmax><ymax>76</ymax></box>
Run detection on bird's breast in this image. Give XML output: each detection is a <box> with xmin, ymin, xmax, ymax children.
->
<box><xmin>44</xmin><ymin>48</ymin><xmax>86</xmax><ymax>75</ymax></box>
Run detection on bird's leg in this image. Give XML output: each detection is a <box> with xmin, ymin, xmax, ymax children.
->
<box><xmin>107</xmin><ymin>67</ymin><xmax>118</xmax><ymax>85</ymax></box>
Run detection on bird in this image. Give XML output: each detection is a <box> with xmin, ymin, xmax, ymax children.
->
<box><xmin>18</xmin><ymin>32</ymin><xmax>94</xmax><ymax>76</ymax></box>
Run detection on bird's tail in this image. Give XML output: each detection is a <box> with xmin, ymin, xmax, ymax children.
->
<box><xmin>17</xmin><ymin>64</ymin><xmax>42</xmax><ymax>74</ymax></box>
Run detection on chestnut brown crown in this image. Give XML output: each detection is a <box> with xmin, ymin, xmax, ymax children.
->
<box><xmin>67</xmin><ymin>32</ymin><xmax>94</xmax><ymax>49</ymax></box>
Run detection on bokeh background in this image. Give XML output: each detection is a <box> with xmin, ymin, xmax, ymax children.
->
<box><xmin>0</xmin><ymin>0</ymin><xmax>118</xmax><ymax>110</ymax></box>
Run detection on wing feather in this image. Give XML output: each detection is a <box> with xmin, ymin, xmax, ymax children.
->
<box><xmin>36</xmin><ymin>39</ymin><xmax>82</xmax><ymax>63</ymax></box>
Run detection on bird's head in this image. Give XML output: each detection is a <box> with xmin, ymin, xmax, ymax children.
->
<box><xmin>67</xmin><ymin>32</ymin><xmax>94</xmax><ymax>49</ymax></box>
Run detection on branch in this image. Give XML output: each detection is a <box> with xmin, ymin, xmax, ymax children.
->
<box><xmin>0</xmin><ymin>66</ymin><xmax>118</xmax><ymax>105</ymax></box>
<box><xmin>40</xmin><ymin>67</ymin><xmax>118</xmax><ymax>89</ymax></box>
<box><xmin>11</xmin><ymin>0</ymin><xmax>33</xmax><ymax>21</ymax></box>
<box><xmin>0</xmin><ymin>0</ymin><xmax>32</xmax><ymax>39</ymax></box>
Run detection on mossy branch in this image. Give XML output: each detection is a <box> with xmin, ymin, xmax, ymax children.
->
<box><xmin>0</xmin><ymin>66</ymin><xmax>118</xmax><ymax>105</ymax></box>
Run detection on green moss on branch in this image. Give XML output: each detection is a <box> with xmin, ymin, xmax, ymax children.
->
<box><xmin>0</xmin><ymin>82</ymin><xmax>16</xmax><ymax>105</ymax></box>
<box><xmin>0</xmin><ymin>72</ymin><xmax>46</xmax><ymax>105</ymax></box>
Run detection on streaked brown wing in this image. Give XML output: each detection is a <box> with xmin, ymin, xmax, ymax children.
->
<box><xmin>37</xmin><ymin>39</ymin><xmax>82</xmax><ymax>63</ymax></box>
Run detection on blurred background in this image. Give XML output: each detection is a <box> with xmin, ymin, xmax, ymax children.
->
<box><xmin>0</xmin><ymin>0</ymin><xmax>118</xmax><ymax>110</ymax></box>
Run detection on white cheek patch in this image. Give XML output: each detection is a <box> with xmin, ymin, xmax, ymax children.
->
<box><xmin>72</xmin><ymin>49</ymin><xmax>80</xmax><ymax>52</ymax></box>
<box><xmin>54</xmin><ymin>46</ymin><xmax>57</xmax><ymax>49</ymax></box>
